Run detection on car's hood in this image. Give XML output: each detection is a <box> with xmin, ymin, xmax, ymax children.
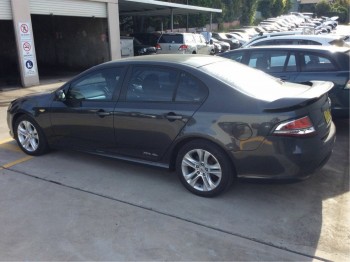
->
<box><xmin>330</xmin><ymin>16</ymin><xmax>339</xmax><ymax>21</ymax></box>
<box><xmin>264</xmin><ymin>81</ymin><xmax>333</xmax><ymax>111</ymax></box>
<box><xmin>11</xmin><ymin>92</ymin><xmax>53</xmax><ymax>109</ymax></box>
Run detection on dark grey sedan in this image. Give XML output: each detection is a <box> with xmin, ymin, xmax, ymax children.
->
<box><xmin>7</xmin><ymin>55</ymin><xmax>336</xmax><ymax>197</ymax></box>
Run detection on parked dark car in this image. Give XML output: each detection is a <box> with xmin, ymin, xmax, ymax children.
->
<box><xmin>218</xmin><ymin>45</ymin><xmax>350</xmax><ymax>118</ymax></box>
<box><xmin>7</xmin><ymin>55</ymin><xmax>335</xmax><ymax>197</ymax></box>
<box><xmin>133</xmin><ymin>37</ymin><xmax>157</xmax><ymax>56</ymax></box>
<box><xmin>211</xmin><ymin>32</ymin><xmax>240</xmax><ymax>49</ymax></box>
<box><xmin>211</xmin><ymin>37</ymin><xmax>230</xmax><ymax>52</ymax></box>
<box><xmin>130</xmin><ymin>32</ymin><xmax>160</xmax><ymax>47</ymax></box>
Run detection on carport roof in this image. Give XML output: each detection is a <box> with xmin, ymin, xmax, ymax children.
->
<box><xmin>119</xmin><ymin>0</ymin><xmax>222</xmax><ymax>16</ymax></box>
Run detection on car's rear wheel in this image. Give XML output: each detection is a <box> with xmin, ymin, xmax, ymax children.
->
<box><xmin>14</xmin><ymin>115</ymin><xmax>48</xmax><ymax>156</ymax></box>
<box><xmin>176</xmin><ymin>140</ymin><xmax>234</xmax><ymax>197</ymax></box>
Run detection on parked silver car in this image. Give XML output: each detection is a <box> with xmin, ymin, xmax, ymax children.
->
<box><xmin>156</xmin><ymin>33</ymin><xmax>212</xmax><ymax>55</ymax></box>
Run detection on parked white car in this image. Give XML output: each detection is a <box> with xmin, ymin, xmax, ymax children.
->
<box><xmin>243</xmin><ymin>35</ymin><xmax>350</xmax><ymax>48</ymax></box>
<box><xmin>156</xmin><ymin>33</ymin><xmax>212</xmax><ymax>55</ymax></box>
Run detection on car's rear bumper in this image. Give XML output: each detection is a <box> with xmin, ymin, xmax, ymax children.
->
<box><xmin>233</xmin><ymin>121</ymin><xmax>336</xmax><ymax>180</ymax></box>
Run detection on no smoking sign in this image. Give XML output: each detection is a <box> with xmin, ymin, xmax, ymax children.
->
<box><xmin>23</xmin><ymin>42</ymin><xmax>31</xmax><ymax>52</ymax></box>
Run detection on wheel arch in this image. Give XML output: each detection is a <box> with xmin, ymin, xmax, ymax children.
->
<box><xmin>168</xmin><ymin>136</ymin><xmax>237</xmax><ymax>176</ymax></box>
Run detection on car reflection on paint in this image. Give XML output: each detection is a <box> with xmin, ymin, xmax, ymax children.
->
<box><xmin>7</xmin><ymin>55</ymin><xmax>336</xmax><ymax>197</ymax></box>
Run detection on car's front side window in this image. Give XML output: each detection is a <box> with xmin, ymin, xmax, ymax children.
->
<box><xmin>67</xmin><ymin>68</ymin><xmax>123</xmax><ymax>101</ymax></box>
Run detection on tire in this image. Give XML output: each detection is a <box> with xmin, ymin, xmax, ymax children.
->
<box><xmin>176</xmin><ymin>140</ymin><xmax>234</xmax><ymax>197</ymax></box>
<box><xmin>14</xmin><ymin>115</ymin><xmax>48</xmax><ymax>156</ymax></box>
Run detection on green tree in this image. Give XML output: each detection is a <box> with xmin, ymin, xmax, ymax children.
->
<box><xmin>315</xmin><ymin>0</ymin><xmax>331</xmax><ymax>16</ymax></box>
<box><xmin>258</xmin><ymin>0</ymin><xmax>272</xmax><ymax>18</ymax></box>
<box><xmin>241</xmin><ymin>0</ymin><xmax>259</xmax><ymax>25</ymax></box>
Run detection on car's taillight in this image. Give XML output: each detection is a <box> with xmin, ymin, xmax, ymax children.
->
<box><xmin>178</xmin><ymin>44</ymin><xmax>188</xmax><ymax>51</ymax></box>
<box><xmin>155</xmin><ymin>44</ymin><xmax>161</xmax><ymax>50</ymax></box>
<box><xmin>344</xmin><ymin>80</ymin><xmax>350</xmax><ymax>89</ymax></box>
<box><xmin>273</xmin><ymin>116</ymin><xmax>316</xmax><ymax>137</ymax></box>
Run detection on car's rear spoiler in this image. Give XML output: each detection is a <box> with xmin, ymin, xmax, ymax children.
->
<box><xmin>264</xmin><ymin>81</ymin><xmax>333</xmax><ymax>112</ymax></box>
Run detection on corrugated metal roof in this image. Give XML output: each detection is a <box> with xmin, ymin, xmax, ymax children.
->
<box><xmin>119</xmin><ymin>0</ymin><xmax>222</xmax><ymax>16</ymax></box>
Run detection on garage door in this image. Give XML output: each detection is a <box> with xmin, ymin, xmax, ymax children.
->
<box><xmin>30</xmin><ymin>0</ymin><xmax>107</xmax><ymax>18</ymax></box>
<box><xmin>0</xmin><ymin>0</ymin><xmax>12</xmax><ymax>20</ymax></box>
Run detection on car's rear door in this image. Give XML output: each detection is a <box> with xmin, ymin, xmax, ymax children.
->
<box><xmin>293</xmin><ymin>51</ymin><xmax>349</xmax><ymax>112</ymax></box>
<box><xmin>247</xmin><ymin>49</ymin><xmax>299</xmax><ymax>82</ymax></box>
<box><xmin>113</xmin><ymin>65</ymin><xmax>208</xmax><ymax>162</ymax></box>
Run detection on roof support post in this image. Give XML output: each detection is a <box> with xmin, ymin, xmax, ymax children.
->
<box><xmin>170</xmin><ymin>7</ymin><xmax>173</xmax><ymax>32</ymax></box>
<box><xmin>210</xmin><ymin>12</ymin><xmax>212</xmax><ymax>31</ymax></box>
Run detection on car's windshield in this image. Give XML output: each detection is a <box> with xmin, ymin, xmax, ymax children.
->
<box><xmin>201</xmin><ymin>60</ymin><xmax>306</xmax><ymax>102</ymax></box>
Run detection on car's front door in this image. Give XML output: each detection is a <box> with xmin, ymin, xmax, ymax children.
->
<box><xmin>49</xmin><ymin>67</ymin><xmax>125</xmax><ymax>151</ymax></box>
<box><xmin>113</xmin><ymin>66</ymin><xmax>208</xmax><ymax>161</ymax></box>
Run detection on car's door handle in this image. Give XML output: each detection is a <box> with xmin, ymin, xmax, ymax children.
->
<box><xmin>96</xmin><ymin>110</ymin><xmax>111</xmax><ymax>117</ymax></box>
<box><xmin>165</xmin><ymin>113</ymin><xmax>182</xmax><ymax>121</ymax></box>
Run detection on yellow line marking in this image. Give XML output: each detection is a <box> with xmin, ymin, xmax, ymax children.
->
<box><xmin>2</xmin><ymin>155</ymin><xmax>34</xmax><ymax>169</ymax></box>
<box><xmin>0</xmin><ymin>138</ymin><xmax>14</xmax><ymax>144</ymax></box>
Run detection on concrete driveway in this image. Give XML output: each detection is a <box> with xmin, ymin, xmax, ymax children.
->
<box><xmin>0</xmin><ymin>78</ymin><xmax>349</xmax><ymax>261</ymax></box>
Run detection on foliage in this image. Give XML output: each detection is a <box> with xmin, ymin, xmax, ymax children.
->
<box><xmin>315</xmin><ymin>0</ymin><xmax>331</xmax><ymax>16</ymax></box>
<box><xmin>315</xmin><ymin>0</ymin><xmax>349</xmax><ymax>23</ymax></box>
<box><xmin>258</xmin><ymin>0</ymin><xmax>292</xmax><ymax>19</ymax></box>
<box><xmin>240</xmin><ymin>0</ymin><xmax>259</xmax><ymax>25</ymax></box>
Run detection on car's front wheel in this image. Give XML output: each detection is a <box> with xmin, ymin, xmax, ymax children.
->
<box><xmin>176</xmin><ymin>140</ymin><xmax>234</xmax><ymax>197</ymax></box>
<box><xmin>14</xmin><ymin>115</ymin><xmax>48</xmax><ymax>156</ymax></box>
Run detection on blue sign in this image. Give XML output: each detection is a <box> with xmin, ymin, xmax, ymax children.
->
<box><xmin>25</xmin><ymin>60</ymin><xmax>33</xmax><ymax>69</ymax></box>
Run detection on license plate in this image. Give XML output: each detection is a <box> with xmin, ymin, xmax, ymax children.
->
<box><xmin>324</xmin><ymin>109</ymin><xmax>332</xmax><ymax>124</ymax></box>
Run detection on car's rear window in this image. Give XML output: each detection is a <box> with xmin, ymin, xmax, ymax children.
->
<box><xmin>201</xmin><ymin>60</ymin><xmax>306</xmax><ymax>102</ymax></box>
<box><xmin>158</xmin><ymin>34</ymin><xmax>183</xmax><ymax>44</ymax></box>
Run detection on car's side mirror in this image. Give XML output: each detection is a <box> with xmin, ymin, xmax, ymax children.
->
<box><xmin>56</xmin><ymin>89</ymin><xmax>66</xmax><ymax>101</ymax></box>
<box><xmin>209</xmin><ymin>39</ymin><xmax>213</xmax><ymax>44</ymax></box>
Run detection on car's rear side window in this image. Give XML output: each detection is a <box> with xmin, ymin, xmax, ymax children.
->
<box><xmin>175</xmin><ymin>73</ymin><xmax>208</xmax><ymax>102</ymax></box>
<box><xmin>126</xmin><ymin>67</ymin><xmax>178</xmax><ymax>102</ymax></box>
<box><xmin>126</xmin><ymin>66</ymin><xmax>208</xmax><ymax>103</ymax></box>
<box><xmin>158</xmin><ymin>34</ymin><xmax>183</xmax><ymax>44</ymax></box>
<box><xmin>247</xmin><ymin>51</ymin><xmax>296</xmax><ymax>72</ymax></box>
<box><xmin>301</xmin><ymin>52</ymin><xmax>336</xmax><ymax>72</ymax></box>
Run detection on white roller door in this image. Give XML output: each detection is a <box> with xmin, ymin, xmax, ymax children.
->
<box><xmin>0</xmin><ymin>0</ymin><xmax>12</xmax><ymax>20</ymax></box>
<box><xmin>30</xmin><ymin>0</ymin><xmax>107</xmax><ymax>18</ymax></box>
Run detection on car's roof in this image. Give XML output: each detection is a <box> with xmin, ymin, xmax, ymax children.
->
<box><xmin>250</xmin><ymin>34</ymin><xmax>342</xmax><ymax>40</ymax></box>
<box><xmin>238</xmin><ymin>45</ymin><xmax>350</xmax><ymax>52</ymax></box>
<box><xmin>103</xmin><ymin>54</ymin><xmax>226</xmax><ymax>68</ymax></box>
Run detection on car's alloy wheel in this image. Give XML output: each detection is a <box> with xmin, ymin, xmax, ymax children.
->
<box><xmin>15</xmin><ymin>115</ymin><xmax>48</xmax><ymax>156</ymax></box>
<box><xmin>176</xmin><ymin>140</ymin><xmax>234</xmax><ymax>197</ymax></box>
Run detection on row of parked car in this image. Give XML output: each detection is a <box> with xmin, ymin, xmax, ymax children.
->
<box><xmin>125</xmin><ymin>12</ymin><xmax>349</xmax><ymax>118</ymax></box>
